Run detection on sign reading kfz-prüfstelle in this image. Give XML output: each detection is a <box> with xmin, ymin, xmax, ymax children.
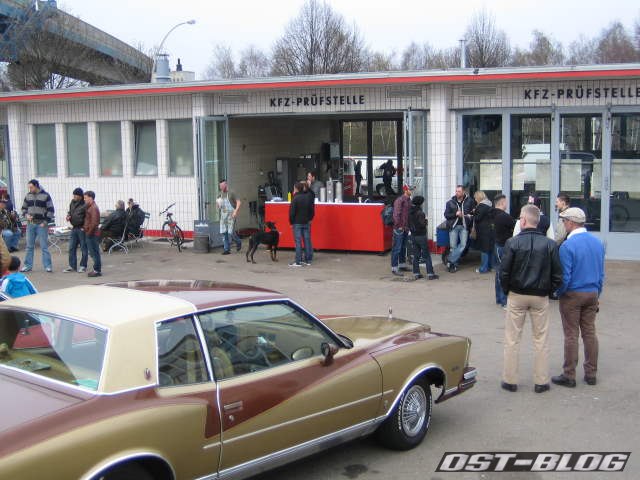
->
<box><xmin>437</xmin><ymin>452</ymin><xmax>630</xmax><ymax>472</ymax></box>
<box><xmin>269</xmin><ymin>94</ymin><xmax>365</xmax><ymax>108</ymax></box>
<box><xmin>523</xmin><ymin>85</ymin><xmax>640</xmax><ymax>101</ymax></box>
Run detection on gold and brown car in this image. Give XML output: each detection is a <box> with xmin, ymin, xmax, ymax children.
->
<box><xmin>0</xmin><ymin>280</ymin><xmax>476</xmax><ymax>480</ymax></box>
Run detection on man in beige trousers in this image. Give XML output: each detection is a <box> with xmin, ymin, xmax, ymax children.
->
<box><xmin>499</xmin><ymin>204</ymin><xmax>563</xmax><ymax>393</ymax></box>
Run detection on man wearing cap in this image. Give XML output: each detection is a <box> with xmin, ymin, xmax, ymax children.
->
<box><xmin>443</xmin><ymin>185</ymin><xmax>475</xmax><ymax>272</ymax></box>
<box><xmin>0</xmin><ymin>198</ymin><xmax>20</xmax><ymax>252</ymax></box>
<box><xmin>552</xmin><ymin>207</ymin><xmax>605</xmax><ymax>388</ymax></box>
<box><xmin>63</xmin><ymin>188</ymin><xmax>88</xmax><ymax>273</ymax></box>
<box><xmin>390</xmin><ymin>184</ymin><xmax>413</xmax><ymax>276</ymax></box>
<box><xmin>21</xmin><ymin>179</ymin><xmax>54</xmax><ymax>272</ymax></box>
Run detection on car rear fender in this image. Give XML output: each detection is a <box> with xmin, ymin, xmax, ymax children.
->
<box><xmin>82</xmin><ymin>451</ymin><xmax>175</xmax><ymax>480</ymax></box>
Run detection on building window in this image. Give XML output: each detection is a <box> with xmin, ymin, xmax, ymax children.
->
<box><xmin>510</xmin><ymin>115</ymin><xmax>551</xmax><ymax>217</ymax></box>
<box><xmin>168</xmin><ymin>119</ymin><xmax>194</xmax><ymax>176</ymax></box>
<box><xmin>66</xmin><ymin>123</ymin><xmax>89</xmax><ymax>176</ymax></box>
<box><xmin>462</xmin><ymin>115</ymin><xmax>502</xmax><ymax>200</ymax></box>
<box><xmin>134</xmin><ymin>121</ymin><xmax>157</xmax><ymax>176</ymax></box>
<box><xmin>610</xmin><ymin>113</ymin><xmax>640</xmax><ymax>233</ymax></box>
<box><xmin>98</xmin><ymin>122</ymin><xmax>122</xmax><ymax>177</ymax></box>
<box><xmin>34</xmin><ymin>124</ymin><xmax>57</xmax><ymax>176</ymax></box>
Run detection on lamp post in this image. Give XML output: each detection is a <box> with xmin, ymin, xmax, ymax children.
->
<box><xmin>152</xmin><ymin>19</ymin><xmax>196</xmax><ymax>82</ymax></box>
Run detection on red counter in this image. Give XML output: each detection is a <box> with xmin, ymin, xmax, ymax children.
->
<box><xmin>265</xmin><ymin>202</ymin><xmax>392</xmax><ymax>252</ymax></box>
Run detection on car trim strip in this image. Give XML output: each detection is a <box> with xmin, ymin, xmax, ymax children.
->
<box><xmin>80</xmin><ymin>451</ymin><xmax>175</xmax><ymax>480</ymax></box>
<box><xmin>198</xmin><ymin>418</ymin><xmax>381</xmax><ymax>480</ymax></box>
<box><xmin>220</xmin><ymin>392</ymin><xmax>382</xmax><ymax>445</ymax></box>
<box><xmin>382</xmin><ymin>363</ymin><xmax>447</xmax><ymax>418</ymax></box>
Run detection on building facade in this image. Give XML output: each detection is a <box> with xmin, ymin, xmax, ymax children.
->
<box><xmin>1</xmin><ymin>64</ymin><xmax>639</xmax><ymax>259</ymax></box>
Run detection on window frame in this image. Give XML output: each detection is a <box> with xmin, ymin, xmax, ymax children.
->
<box><xmin>133</xmin><ymin>120</ymin><xmax>158</xmax><ymax>176</ymax></box>
<box><xmin>98</xmin><ymin>121</ymin><xmax>123</xmax><ymax>177</ymax></box>
<box><xmin>168</xmin><ymin>118</ymin><xmax>195</xmax><ymax>177</ymax></box>
<box><xmin>34</xmin><ymin>124</ymin><xmax>57</xmax><ymax>177</ymax></box>
<box><xmin>65</xmin><ymin>122</ymin><xmax>90</xmax><ymax>177</ymax></box>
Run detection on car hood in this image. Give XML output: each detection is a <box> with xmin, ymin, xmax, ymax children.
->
<box><xmin>0</xmin><ymin>370</ymin><xmax>87</xmax><ymax>434</ymax></box>
<box><xmin>321</xmin><ymin>315</ymin><xmax>430</xmax><ymax>350</ymax></box>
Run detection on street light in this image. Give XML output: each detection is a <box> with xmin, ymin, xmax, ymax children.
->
<box><xmin>152</xmin><ymin>19</ymin><xmax>196</xmax><ymax>82</ymax></box>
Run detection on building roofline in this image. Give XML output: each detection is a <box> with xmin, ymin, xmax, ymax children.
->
<box><xmin>1</xmin><ymin>63</ymin><xmax>639</xmax><ymax>104</ymax></box>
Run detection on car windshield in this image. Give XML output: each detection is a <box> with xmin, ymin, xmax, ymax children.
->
<box><xmin>0</xmin><ymin>309</ymin><xmax>107</xmax><ymax>391</ymax></box>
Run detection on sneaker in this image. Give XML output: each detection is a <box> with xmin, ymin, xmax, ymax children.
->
<box><xmin>78</xmin><ymin>266</ymin><xmax>87</xmax><ymax>273</ymax></box>
<box><xmin>414</xmin><ymin>274</ymin><xmax>424</xmax><ymax>280</ymax></box>
<box><xmin>427</xmin><ymin>274</ymin><xmax>440</xmax><ymax>280</ymax></box>
<box><xmin>222</xmin><ymin>251</ymin><xmax>231</xmax><ymax>255</ymax></box>
<box><xmin>391</xmin><ymin>270</ymin><xmax>403</xmax><ymax>277</ymax></box>
<box><xmin>501</xmin><ymin>304</ymin><xmax>508</xmax><ymax>310</ymax></box>
<box><xmin>62</xmin><ymin>267</ymin><xmax>75</xmax><ymax>273</ymax></box>
<box><xmin>301</xmin><ymin>261</ymin><xmax>312</xmax><ymax>266</ymax></box>
<box><xmin>88</xmin><ymin>271</ymin><xmax>102</xmax><ymax>277</ymax></box>
<box><xmin>448</xmin><ymin>263</ymin><xmax>458</xmax><ymax>273</ymax></box>
<box><xmin>288</xmin><ymin>262</ymin><xmax>302</xmax><ymax>268</ymax></box>
<box><xmin>20</xmin><ymin>266</ymin><xmax>32</xmax><ymax>272</ymax></box>
<box><xmin>45</xmin><ymin>267</ymin><xmax>53</xmax><ymax>273</ymax></box>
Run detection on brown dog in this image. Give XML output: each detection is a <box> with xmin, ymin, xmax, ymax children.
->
<box><xmin>246</xmin><ymin>222</ymin><xmax>279</xmax><ymax>263</ymax></box>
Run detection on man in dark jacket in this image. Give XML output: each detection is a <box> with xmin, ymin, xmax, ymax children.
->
<box><xmin>382</xmin><ymin>159</ymin><xmax>396</xmax><ymax>195</ymax></box>
<box><xmin>409</xmin><ymin>196</ymin><xmax>438</xmax><ymax>281</ymax></box>
<box><xmin>125</xmin><ymin>199</ymin><xmax>146</xmax><ymax>237</ymax></box>
<box><xmin>493</xmin><ymin>194</ymin><xmax>516</xmax><ymax>307</ymax></box>
<box><xmin>63</xmin><ymin>188</ymin><xmax>88</xmax><ymax>273</ymax></box>
<box><xmin>443</xmin><ymin>185</ymin><xmax>475</xmax><ymax>272</ymax></box>
<box><xmin>100</xmin><ymin>200</ymin><xmax>127</xmax><ymax>251</ymax></box>
<box><xmin>83</xmin><ymin>191</ymin><xmax>102</xmax><ymax>277</ymax></box>
<box><xmin>21</xmin><ymin>179</ymin><xmax>54</xmax><ymax>272</ymax></box>
<box><xmin>288</xmin><ymin>182</ymin><xmax>315</xmax><ymax>267</ymax></box>
<box><xmin>500</xmin><ymin>204</ymin><xmax>563</xmax><ymax>394</ymax></box>
<box><xmin>390</xmin><ymin>185</ymin><xmax>412</xmax><ymax>276</ymax></box>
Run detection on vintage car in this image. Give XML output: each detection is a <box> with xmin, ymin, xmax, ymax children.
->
<box><xmin>0</xmin><ymin>280</ymin><xmax>476</xmax><ymax>480</ymax></box>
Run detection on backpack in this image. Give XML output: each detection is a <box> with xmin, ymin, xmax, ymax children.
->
<box><xmin>3</xmin><ymin>273</ymin><xmax>37</xmax><ymax>298</ymax></box>
<box><xmin>381</xmin><ymin>204</ymin><xmax>394</xmax><ymax>226</ymax></box>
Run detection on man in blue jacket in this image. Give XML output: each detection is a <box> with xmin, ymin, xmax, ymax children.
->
<box><xmin>552</xmin><ymin>207</ymin><xmax>605</xmax><ymax>388</ymax></box>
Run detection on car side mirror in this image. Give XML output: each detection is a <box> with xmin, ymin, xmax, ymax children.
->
<box><xmin>320</xmin><ymin>342</ymin><xmax>339</xmax><ymax>366</ymax></box>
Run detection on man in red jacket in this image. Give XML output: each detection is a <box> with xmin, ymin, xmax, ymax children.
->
<box><xmin>83</xmin><ymin>191</ymin><xmax>102</xmax><ymax>278</ymax></box>
<box><xmin>390</xmin><ymin>185</ymin><xmax>413</xmax><ymax>276</ymax></box>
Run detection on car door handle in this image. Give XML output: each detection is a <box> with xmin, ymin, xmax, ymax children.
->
<box><xmin>223</xmin><ymin>401</ymin><xmax>243</xmax><ymax>412</ymax></box>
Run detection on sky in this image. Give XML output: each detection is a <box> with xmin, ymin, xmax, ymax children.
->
<box><xmin>58</xmin><ymin>0</ymin><xmax>640</xmax><ymax>78</ymax></box>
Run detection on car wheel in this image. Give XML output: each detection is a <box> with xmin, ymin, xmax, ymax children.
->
<box><xmin>98</xmin><ymin>463</ymin><xmax>154</xmax><ymax>480</ymax></box>
<box><xmin>376</xmin><ymin>380</ymin><xmax>432</xmax><ymax>450</ymax></box>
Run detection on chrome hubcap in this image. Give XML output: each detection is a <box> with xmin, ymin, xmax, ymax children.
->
<box><xmin>401</xmin><ymin>385</ymin><xmax>427</xmax><ymax>436</ymax></box>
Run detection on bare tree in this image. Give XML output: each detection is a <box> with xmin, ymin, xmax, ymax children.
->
<box><xmin>400</xmin><ymin>42</ymin><xmax>431</xmax><ymax>70</ymax></box>
<box><xmin>271</xmin><ymin>0</ymin><xmax>367</xmax><ymax>75</ymax></box>
<box><xmin>511</xmin><ymin>30</ymin><xmax>564</xmax><ymax>66</ymax></box>
<box><xmin>238</xmin><ymin>46</ymin><xmax>270</xmax><ymax>78</ymax></box>
<box><xmin>204</xmin><ymin>44</ymin><xmax>237</xmax><ymax>79</ymax></box>
<box><xmin>464</xmin><ymin>9</ymin><xmax>511</xmax><ymax>68</ymax></box>
<box><xmin>430</xmin><ymin>47</ymin><xmax>461</xmax><ymax>69</ymax></box>
<box><xmin>364</xmin><ymin>50</ymin><xmax>396</xmax><ymax>72</ymax></box>
<box><xmin>595</xmin><ymin>21</ymin><xmax>639</xmax><ymax>63</ymax></box>
<box><xmin>566</xmin><ymin>35</ymin><xmax>598</xmax><ymax>65</ymax></box>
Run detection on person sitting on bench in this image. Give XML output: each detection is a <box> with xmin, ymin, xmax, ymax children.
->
<box><xmin>100</xmin><ymin>200</ymin><xmax>126</xmax><ymax>251</ymax></box>
<box><xmin>125</xmin><ymin>198</ymin><xmax>146</xmax><ymax>237</ymax></box>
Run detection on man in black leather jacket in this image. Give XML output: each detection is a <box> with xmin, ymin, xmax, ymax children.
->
<box><xmin>443</xmin><ymin>185</ymin><xmax>475</xmax><ymax>272</ymax></box>
<box><xmin>499</xmin><ymin>204</ymin><xmax>562</xmax><ymax>395</ymax></box>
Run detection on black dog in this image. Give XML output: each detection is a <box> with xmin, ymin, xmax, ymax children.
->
<box><xmin>246</xmin><ymin>221</ymin><xmax>279</xmax><ymax>263</ymax></box>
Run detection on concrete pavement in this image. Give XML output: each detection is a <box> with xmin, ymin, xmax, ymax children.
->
<box><xmin>17</xmin><ymin>238</ymin><xmax>640</xmax><ymax>479</ymax></box>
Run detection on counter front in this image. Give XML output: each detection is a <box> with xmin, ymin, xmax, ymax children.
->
<box><xmin>265</xmin><ymin>202</ymin><xmax>392</xmax><ymax>252</ymax></box>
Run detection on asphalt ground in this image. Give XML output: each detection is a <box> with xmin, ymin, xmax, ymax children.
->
<box><xmin>18</xmin><ymin>238</ymin><xmax>640</xmax><ymax>480</ymax></box>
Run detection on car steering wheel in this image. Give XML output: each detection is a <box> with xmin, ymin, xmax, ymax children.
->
<box><xmin>235</xmin><ymin>336</ymin><xmax>267</xmax><ymax>363</ymax></box>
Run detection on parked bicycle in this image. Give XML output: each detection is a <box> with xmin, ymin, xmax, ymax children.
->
<box><xmin>160</xmin><ymin>203</ymin><xmax>184</xmax><ymax>252</ymax></box>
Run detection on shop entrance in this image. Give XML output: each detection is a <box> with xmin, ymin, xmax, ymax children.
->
<box><xmin>197</xmin><ymin>116</ymin><xmax>228</xmax><ymax>247</ymax></box>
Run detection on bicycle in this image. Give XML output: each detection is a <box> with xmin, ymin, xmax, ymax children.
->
<box><xmin>160</xmin><ymin>203</ymin><xmax>184</xmax><ymax>252</ymax></box>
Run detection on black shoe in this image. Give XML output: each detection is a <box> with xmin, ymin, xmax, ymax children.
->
<box><xmin>448</xmin><ymin>263</ymin><xmax>458</xmax><ymax>273</ymax></box>
<box><xmin>584</xmin><ymin>376</ymin><xmax>597</xmax><ymax>385</ymax></box>
<box><xmin>414</xmin><ymin>274</ymin><xmax>424</xmax><ymax>280</ymax></box>
<box><xmin>501</xmin><ymin>381</ymin><xmax>517</xmax><ymax>392</ymax></box>
<box><xmin>551</xmin><ymin>374</ymin><xmax>576</xmax><ymax>388</ymax></box>
<box><xmin>88</xmin><ymin>271</ymin><xmax>102</xmax><ymax>278</ymax></box>
<box><xmin>391</xmin><ymin>270</ymin><xmax>403</xmax><ymax>277</ymax></box>
<box><xmin>399</xmin><ymin>266</ymin><xmax>410</xmax><ymax>272</ymax></box>
<box><xmin>534</xmin><ymin>383</ymin><xmax>550</xmax><ymax>393</ymax></box>
<box><xmin>222</xmin><ymin>251</ymin><xmax>231</xmax><ymax>255</ymax></box>
<box><xmin>427</xmin><ymin>274</ymin><xmax>439</xmax><ymax>280</ymax></box>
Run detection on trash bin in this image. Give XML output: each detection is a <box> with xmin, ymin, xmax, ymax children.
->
<box><xmin>193</xmin><ymin>234</ymin><xmax>210</xmax><ymax>253</ymax></box>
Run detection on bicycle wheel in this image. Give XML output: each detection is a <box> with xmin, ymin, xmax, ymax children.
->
<box><xmin>173</xmin><ymin>226</ymin><xmax>185</xmax><ymax>252</ymax></box>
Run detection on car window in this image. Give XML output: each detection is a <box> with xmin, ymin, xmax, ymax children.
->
<box><xmin>197</xmin><ymin>302</ymin><xmax>334</xmax><ymax>380</ymax></box>
<box><xmin>156</xmin><ymin>316</ymin><xmax>210</xmax><ymax>387</ymax></box>
<box><xmin>0</xmin><ymin>310</ymin><xmax>106</xmax><ymax>391</ymax></box>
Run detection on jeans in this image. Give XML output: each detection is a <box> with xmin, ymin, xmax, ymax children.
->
<box><xmin>478</xmin><ymin>250</ymin><xmax>493</xmax><ymax>273</ymax></box>
<box><xmin>391</xmin><ymin>228</ymin><xmax>408</xmax><ymax>269</ymax></box>
<box><xmin>24</xmin><ymin>222</ymin><xmax>52</xmax><ymax>270</ymax></box>
<box><xmin>68</xmin><ymin>227</ymin><xmax>88</xmax><ymax>270</ymax></box>
<box><xmin>293</xmin><ymin>224</ymin><xmax>313</xmax><ymax>264</ymax></box>
<box><xmin>86</xmin><ymin>234</ymin><xmax>101</xmax><ymax>273</ymax></box>
<box><xmin>411</xmin><ymin>235</ymin><xmax>435</xmax><ymax>276</ymax></box>
<box><xmin>494</xmin><ymin>244</ymin><xmax>508</xmax><ymax>306</ymax></box>
<box><xmin>2</xmin><ymin>229</ymin><xmax>20</xmax><ymax>250</ymax></box>
<box><xmin>222</xmin><ymin>231</ymin><xmax>242</xmax><ymax>253</ymax></box>
<box><xmin>448</xmin><ymin>225</ymin><xmax>468</xmax><ymax>266</ymax></box>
